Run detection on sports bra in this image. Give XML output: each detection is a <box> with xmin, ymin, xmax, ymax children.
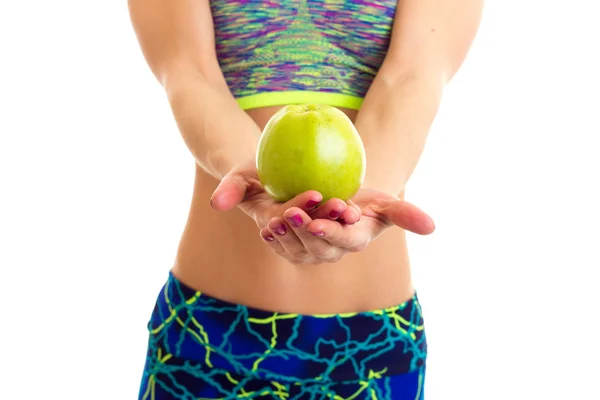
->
<box><xmin>210</xmin><ymin>0</ymin><xmax>397</xmax><ymax>111</ymax></box>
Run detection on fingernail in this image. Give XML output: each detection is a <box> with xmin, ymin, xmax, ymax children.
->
<box><xmin>306</xmin><ymin>199</ymin><xmax>320</xmax><ymax>208</ymax></box>
<box><xmin>286</xmin><ymin>214</ymin><xmax>303</xmax><ymax>227</ymax></box>
<box><xmin>274</xmin><ymin>224</ymin><xmax>287</xmax><ymax>235</ymax></box>
<box><xmin>329</xmin><ymin>210</ymin><xmax>341</xmax><ymax>218</ymax></box>
<box><xmin>311</xmin><ymin>230</ymin><xmax>325</xmax><ymax>237</ymax></box>
<box><xmin>263</xmin><ymin>234</ymin><xmax>275</xmax><ymax>241</ymax></box>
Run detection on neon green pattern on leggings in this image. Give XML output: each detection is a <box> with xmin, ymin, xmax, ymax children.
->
<box><xmin>139</xmin><ymin>273</ymin><xmax>427</xmax><ymax>399</ymax></box>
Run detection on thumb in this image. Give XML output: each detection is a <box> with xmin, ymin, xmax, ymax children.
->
<box><xmin>372</xmin><ymin>200</ymin><xmax>436</xmax><ymax>235</ymax></box>
<box><xmin>209</xmin><ymin>171</ymin><xmax>249</xmax><ymax>212</ymax></box>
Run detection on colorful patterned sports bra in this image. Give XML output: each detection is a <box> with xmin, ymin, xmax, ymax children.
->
<box><xmin>210</xmin><ymin>0</ymin><xmax>397</xmax><ymax>110</ymax></box>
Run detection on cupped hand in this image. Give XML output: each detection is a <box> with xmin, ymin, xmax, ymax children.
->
<box><xmin>311</xmin><ymin>187</ymin><xmax>435</xmax><ymax>245</ymax></box>
<box><xmin>209</xmin><ymin>160</ymin><xmax>359</xmax><ymax>232</ymax></box>
<box><xmin>210</xmin><ymin>162</ymin><xmax>435</xmax><ymax>265</ymax></box>
<box><xmin>259</xmin><ymin>187</ymin><xmax>435</xmax><ymax>264</ymax></box>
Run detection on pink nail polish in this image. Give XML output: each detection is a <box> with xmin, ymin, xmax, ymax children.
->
<box><xmin>329</xmin><ymin>210</ymin><xmax>341</xmax><ymax>218</ymax></box>
<box><xmin>306</xmin><ymin>199</ymin><xmax>320</xmax><ymax>208</ymax></box>
<box><xmin>312</xmin><ymin>231</ymin><xmax>325</xmax><ymax>237</ymax></box>
<box><xmin>274</xmin><ymin>224</ymin><xmax>287</xmax><ymax>235</ymax></box>
<box><xmin>286</xmin><ymin>214</ymin><xmax>303</xmax><ymax>227</ymax></box>
<box><xmin>263</xmin><ymin>234</ymin><xmax>274</xmax><ymax>241</ymax></box>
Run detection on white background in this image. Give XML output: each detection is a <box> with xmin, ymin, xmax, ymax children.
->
<box><xmin>1</xmin><ymin>1</ymin><xmax>599</xmax><ymax>399</ymax></box>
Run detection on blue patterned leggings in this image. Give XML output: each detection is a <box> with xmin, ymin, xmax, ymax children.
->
<box><xmin>139</xmin><ymin>273</ymin><xmax>427</xmax><ymax>399</ymax></box>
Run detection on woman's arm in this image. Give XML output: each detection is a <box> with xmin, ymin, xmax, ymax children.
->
<box><xmin>356</xmin><ymin>0</ymin><xmax>484</xmax><ymax>195</ymax></box>
<box><xmin>128</xmin><ymin>0</ymin><xmax>261</xmax><ymax>179</ymax></box>
<box><xmin>129</xmin><ymin>0</ymin><xmax>372</xmax><ymax>265</ymax></box>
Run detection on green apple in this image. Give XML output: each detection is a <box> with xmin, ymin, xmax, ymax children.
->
<box><xmin>256</xmin><ymin>104</ymin><xmax>366</xmax><ymax>202</ymax></box>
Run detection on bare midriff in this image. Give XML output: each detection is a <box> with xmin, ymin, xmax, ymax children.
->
<box><xmin>172</xmin><ymin>106</ymin><xmax>414</xmax><ymax>315</ymax></box>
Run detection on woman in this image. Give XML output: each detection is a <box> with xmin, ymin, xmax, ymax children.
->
<box><xmin>129</xmin><ymin>0</ymin><xmax>482</xmax><ymax>398</ymax></box>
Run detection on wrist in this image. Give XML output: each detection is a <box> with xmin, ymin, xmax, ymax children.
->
<box><xmin>166</xmin><ymin>77</ymin><xmax>261</xmax><ymax>180</ymax></box>
<box><xmin>360</xmin><ymin>179</ymin><xmax>406</xmax><ymax>198</ymax></box>
<box><xmin>210</xmin><ymin>153</ymin><xmax>257</xmax><ymax>181</ymax></box>
<box><xmin>356</xmin><ymin>76</ymin><xmax>443</xmax><ymax>197</ymax></box>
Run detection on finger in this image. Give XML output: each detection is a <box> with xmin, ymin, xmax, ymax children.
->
<box><xmin>374</xmin><ymin>200</ymin><xmax>435</xmax><ymax>235</ymax></box>
<box><xmin>281</xmin><ymin>190</ymin><xmax>323</xmax><ymax>212</ymax></box>
<box><xmin>267</xmin><ymin>217</ymin><xmax>306</xmax><ymax>257</ymax></box>
<box><xmin>348</xmin><ymin>200</ymin><xmax>362</xmax><ymax>219</ymax></box>
<box><xmin>283</xmin><ymin>207</ymin><xmax>337</xmax><ymax>257</ymax></box>
<box><xmin>209</xmin><ymin>172</ymin><xmax>248</xmax><ymax>212</ymax></box>
<box><xmin>338</xmin><ymin>200</ymin><xmax>361</xmax><ymax>225</ymax></box>
<box><xmin>306</xmin><ymin>219</ymin><xmax>369</xmax><ymax>252</ymax></box>
<box><xmin>308</xmin><ymin>198</ymin><xmax>347</xmax><ymax>220</ymax></box>
<box><xmin>260</xmin><ymin>227</ymin><xmax>285</xmax><ymax>255</ymax></box>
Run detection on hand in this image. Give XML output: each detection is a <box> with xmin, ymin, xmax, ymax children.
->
<box><xmin>209</xmin><ymin>160</ymin><xmax>360</xmax><ymax>232</ymax></box>
<box><xmin>259</xmin><ymin>187</ymin><xmax>435</xmax><ymax>264</ymax></box>
<box><xmin>211</xmin><ymin>162</ymin><xmax>434</xmax><ymax>265</ymax></box>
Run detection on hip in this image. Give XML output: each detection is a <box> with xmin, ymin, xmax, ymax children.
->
<box><xmin>139</xmin><ymin>272</ymin><xmax>426</xmax><ymax>399</ymax></box>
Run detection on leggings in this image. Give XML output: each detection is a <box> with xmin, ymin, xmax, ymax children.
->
<box><xmin>139</xmin><ymin>272</ymin><xmax>427</xmax><ymax>399</ymax></box>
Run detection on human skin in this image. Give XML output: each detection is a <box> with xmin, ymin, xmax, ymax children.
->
<box><xmin>128</xmin><ymin>0</ymin><xmax>483</xmax><ymax>314</ymax></box>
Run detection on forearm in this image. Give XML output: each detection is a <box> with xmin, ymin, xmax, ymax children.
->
<box><xmin>355</xmin><ymin>69</ymin><xmax>445</xmax><ymax>195</ymax></box>
<box><xmin>355</xmin><ymin>0</ymin><xmax>483</xmax><ymax>196</ymax></box>
<box><xmin>165</xmin><ymin>67</ymin><xmax>261</xmax><ymax>180</ymax></box>
<box><xmin>128</xmin><ymin>0</ymin><xmax>259</xmax><ymax>180</ymax></box>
